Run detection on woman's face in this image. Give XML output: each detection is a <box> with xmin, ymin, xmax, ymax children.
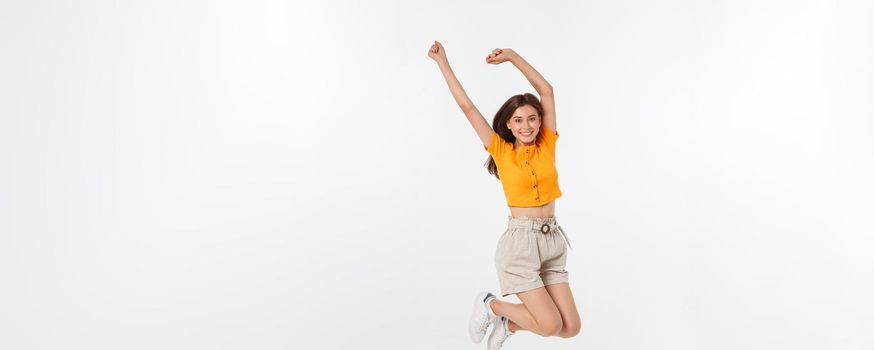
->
<box><xmin>506</xmin><ymin>105</ymin><xmax>541</xmax><ymax>146</ymax></box>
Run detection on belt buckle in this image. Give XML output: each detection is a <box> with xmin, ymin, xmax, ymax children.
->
<box><xmin>540</xmin><ymin>223</ymin><xmax>550</xmax><ymax>234</ymax></box>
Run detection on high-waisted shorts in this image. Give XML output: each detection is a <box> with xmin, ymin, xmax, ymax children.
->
<box><xmin>495</xmin><ymin>216</ymin><xmax>572</xmax><ymax>297</ymax></box>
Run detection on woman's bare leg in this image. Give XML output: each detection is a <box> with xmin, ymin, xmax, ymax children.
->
<box><xmin>489</xmin><ymin>300</ymin><xmax>531</xmax><ymax>333</ymax></box>
<box><xmin>489</xmin><ymin>287</ymin><xmax>564</xmax><ymax>337</ymax></box>
<box><xmin>545</xmin><ymin>282</ymin><xmax>581</xmax><ymax>338</ymax></box>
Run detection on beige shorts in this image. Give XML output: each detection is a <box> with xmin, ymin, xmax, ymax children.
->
<box><xmin>495</xmin><ymin>216</ymin><xmax>572</xmax><ymax>297</ymax></box>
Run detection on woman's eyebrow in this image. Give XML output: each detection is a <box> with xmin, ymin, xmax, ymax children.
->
<box><xmin>513</xmin><ymin>114</ymin><xmax>538</xmax><ymax>118</ymax></box>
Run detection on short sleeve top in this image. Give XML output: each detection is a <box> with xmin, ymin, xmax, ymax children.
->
<box><xmin>484</xmin><ymin>126</ymin><xmax>562</xmax><ymax>207</ymax></box>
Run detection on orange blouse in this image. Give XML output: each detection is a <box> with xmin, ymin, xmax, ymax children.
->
<box><xmin>484</xmin><ymin>126</ymin><xmax>562</xmax><ymax>207</ymax></box>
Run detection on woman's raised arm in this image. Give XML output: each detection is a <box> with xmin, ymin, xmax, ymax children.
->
<box><xmin>428</xmin><ymin>41</ymin><xmax>494</xmax><ymax>147</ymax></box>
<box><xmin>487</xmin><ymin>48</ymin><xmax>556</xmax><ymax>132</ymax></box>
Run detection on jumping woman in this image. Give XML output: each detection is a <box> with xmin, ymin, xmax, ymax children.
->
<box><xmin>427</xmin><ymin>40</ymin><xmax>581</xmax><ymax>349</ymax></box>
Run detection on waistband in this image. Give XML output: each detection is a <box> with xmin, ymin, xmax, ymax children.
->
<box><xmin>506</xmin><ymin>216</ymin><xmax>573</xmax><ymax>250</ymax></box>
<box><xmin>507</xmin><ymin>216</ymin><xmax>558</xmax><ymax>230</ymax></box>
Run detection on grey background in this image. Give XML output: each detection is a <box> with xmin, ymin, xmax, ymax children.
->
<box><xmin>1</xmin><ymin>0</ymin><xmax>873</xmax><ymax>349</ymax></box>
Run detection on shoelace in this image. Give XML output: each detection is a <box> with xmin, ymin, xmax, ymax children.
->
<box><xmin>496</xmin><ymin>333</ymin><xmax>511</xmax><ymax>348</ymax></box>
<box><xmin>476</xmin><ymin>299</ymin><xmax>495</xmax><ymax>331</ymax></box>
<box><xmin>476</xmin><ymin>312</ymin><xmax>492</xmax><ymax>331</ymax></box>
<box><xmin>492</xmin><ymin>318</ymin><xmax>512</xmax><ymax>348</ymax></box>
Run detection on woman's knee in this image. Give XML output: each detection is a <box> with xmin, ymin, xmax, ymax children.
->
<box><xmin>557</xmin><ymin>318</ymin><xmax>581</xmax><ymax>338</ymax></box>
<box><xmin>535</xmin><ymin>317</ymin><xmax>564</xmax><ymax>337</ymax></box>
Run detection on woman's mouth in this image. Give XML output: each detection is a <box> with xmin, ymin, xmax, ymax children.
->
<box><xmin>520</xmin><ymin>131</ymin><xmax>534</xmax><ymax>137</ymax></box>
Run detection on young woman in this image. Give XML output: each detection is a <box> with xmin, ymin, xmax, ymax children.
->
<box><xmin>427</xmin><ymin>40</ymin><xmax>581</xmax><ymax>349</ymax></box>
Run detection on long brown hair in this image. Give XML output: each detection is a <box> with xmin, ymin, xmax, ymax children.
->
<box><xmin>485</xmin><ymin>93</ymin><xmax>544</xmax><ymax>179</ymax></box>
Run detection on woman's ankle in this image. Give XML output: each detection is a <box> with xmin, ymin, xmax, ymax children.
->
<box><xmin>507</xmin><ymin>319</ymin><xmax>520</xmax><ymax>333</ymax></box>
<box><xmin>487</xmin><ymin>298</ymin><xmax>500</xmax><ymax>317</ymax></box>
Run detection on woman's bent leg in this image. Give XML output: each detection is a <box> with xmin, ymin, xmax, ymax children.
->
<box><xmin>489</xmin><ymin>287</ymin><xmax>563</xmax><ymax>337</ymax></box>
<box><xmin>545</xmin><ymin>282</ymin><xmax>581</xmax><ymax>338</ymax></box>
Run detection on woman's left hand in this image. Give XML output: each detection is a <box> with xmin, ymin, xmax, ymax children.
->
<box><xmin>486</xmin><ymin>48</ymin><xmax>516</xmax><ymax>64</ymax></box>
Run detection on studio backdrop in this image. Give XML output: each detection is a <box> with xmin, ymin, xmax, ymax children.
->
<box><xmin>1</xmin><ymin>0</ymin><xmax>872</xmax><ymax>349</ymax></box>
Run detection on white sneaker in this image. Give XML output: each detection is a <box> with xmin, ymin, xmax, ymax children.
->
<box><xmin>468</xmin><ymin>292</ymin><xmax>497</xmax><ymax>343</ymax></box>
<box><xmin>488</xmin><ymin>316</ymin><xmax>514</xmax><ymax>350</ymax></box>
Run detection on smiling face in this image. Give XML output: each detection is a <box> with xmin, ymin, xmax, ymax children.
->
<box><xmin>506</xmin><ymin>104</ymin><xmax>541</xmax><ymax>147</ymax></box>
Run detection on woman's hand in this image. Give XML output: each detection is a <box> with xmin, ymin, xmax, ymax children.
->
<box><xmin>428</xmin><ymin>40</ymin><xmax>448</xmax><ymax>64</ymax></box>
<box><xmin>486</xmin><ymin>48</ymin><xmax>517</xmax><ymax>64</ymax></box>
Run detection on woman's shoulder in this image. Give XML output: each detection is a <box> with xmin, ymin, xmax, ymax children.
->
<box><xmin>536</xmin><ymin>126</ymin><xmax>559</xmax><ymax>148</ymax></box>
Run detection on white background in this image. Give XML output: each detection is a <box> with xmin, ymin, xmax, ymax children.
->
<box><xmin>2</xmin><ymin>0</ymin><xmax>873</xmax><ymax>349</ymax></box>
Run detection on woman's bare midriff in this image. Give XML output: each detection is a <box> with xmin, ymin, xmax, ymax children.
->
<box><xmin>509</xmin><ymin>200</ymin><xmax>555</xmax><ymax>218</ymax></box>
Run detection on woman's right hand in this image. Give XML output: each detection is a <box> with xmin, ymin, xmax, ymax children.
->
<box><xmin>427</xmin><ymin>40</ymin><xmax>448</xmax><ymax>63</ymax></box>
<box><xmin>486</xmin><ymin>48</ymin><xmax>517</xmax><ymax>65</ymax></box>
